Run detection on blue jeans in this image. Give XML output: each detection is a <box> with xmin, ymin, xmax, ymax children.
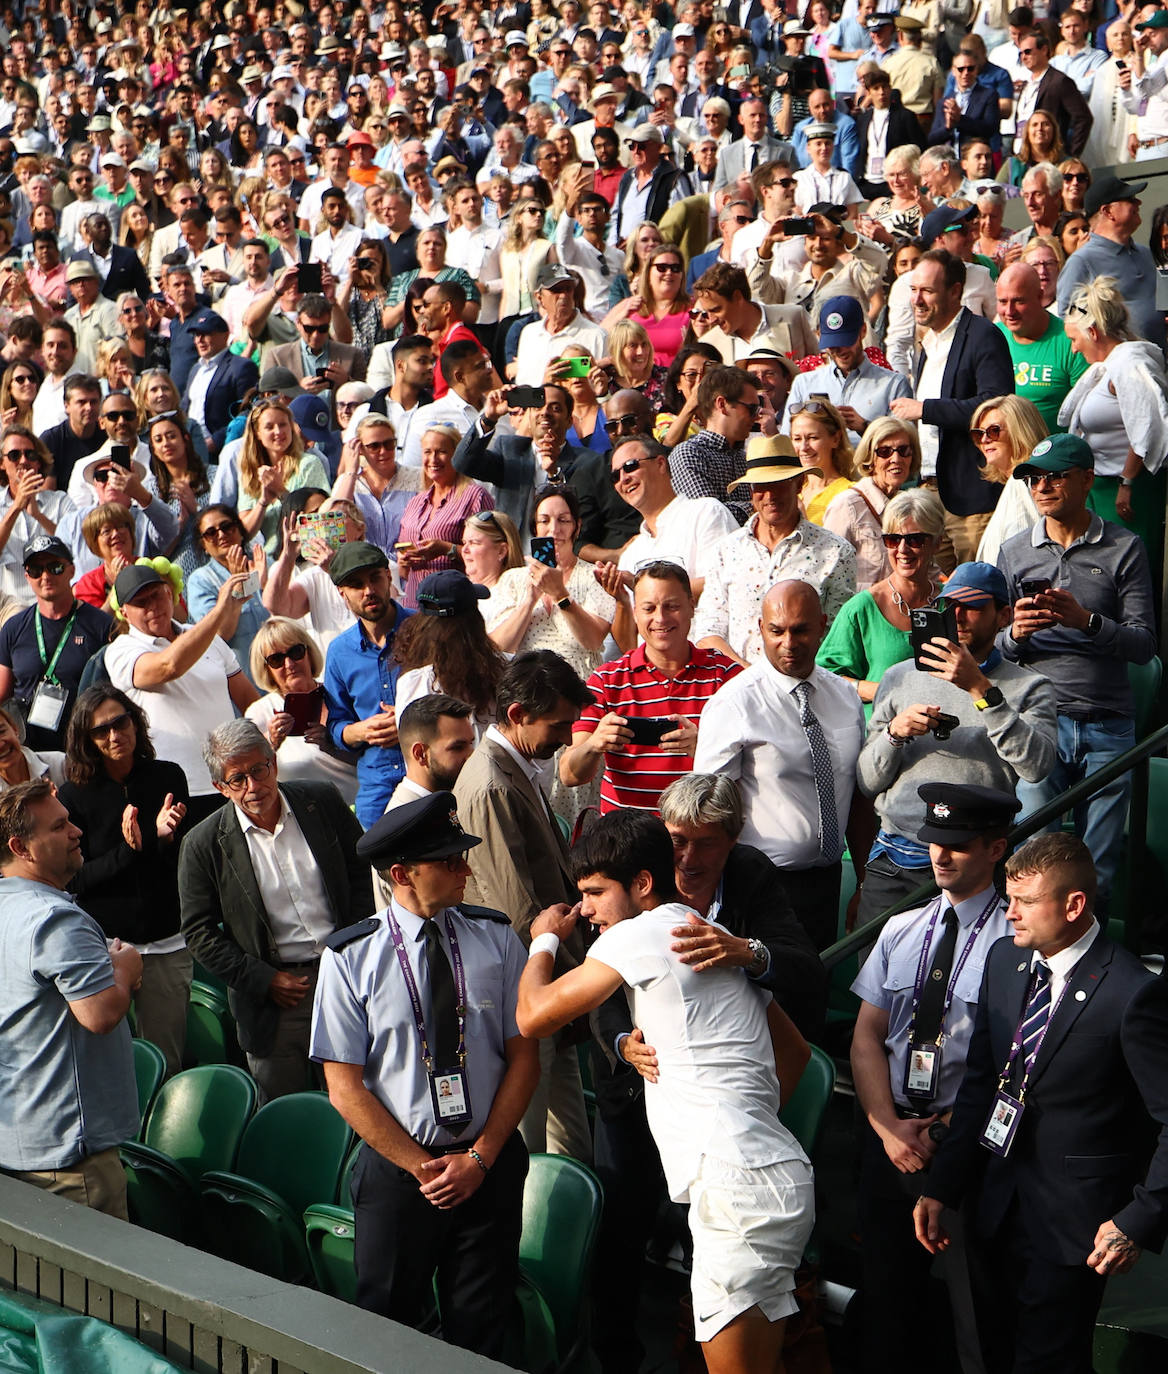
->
<box><xmin>1016</xmin><ymin>714</ymin><xmax>1135</xmax><ymax>909</ymax></box>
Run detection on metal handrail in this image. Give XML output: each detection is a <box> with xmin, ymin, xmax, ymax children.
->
<box><xmin>819</xmin><ymin>720</ymin><xmax>1168</xmax><ymax>971</ymax></box>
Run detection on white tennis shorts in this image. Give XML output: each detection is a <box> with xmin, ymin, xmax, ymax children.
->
<box><xmin>687</xmin><ymin>1153</ymin><xmax>816</xmax><ymax>1343</ymax></box>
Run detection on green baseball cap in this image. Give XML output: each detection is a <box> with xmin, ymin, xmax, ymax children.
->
<box><xmin>1013</xmin><ymin>433</ymin><xmax>1094</xmax><ymax>481</ymax></box>
<box><xmin>329</xmin><ymin>540</ymin><xmax>390</xmax><ymax>586</ymax></box>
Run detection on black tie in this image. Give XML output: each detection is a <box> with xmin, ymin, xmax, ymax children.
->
<box><xmin>749</xmin><ymin>142</ymin><xmax>759</xmax><ymax>171</ymax></box>
<box><xmin>423</xmin><ymin>921</ymin><xmax>460</xmax><ymax>1067</ymax></box>
<box><xmin>914</xmin><ymin>907</ymin><xmax>959</xmax><ymax>1043</ymax></box>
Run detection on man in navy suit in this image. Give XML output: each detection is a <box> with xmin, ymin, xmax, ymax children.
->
<box><xmin>890</xmin><ymin>249</ymin><xmax>1014</xmax><ymax>566</ymax></box>
<box><xmin>915</xmin><ymin>833</ymin><xmax>1168</xmax><ymax>1374</ymax></box>
<box><xmin>73</xmin><ymin>211</ymin><xmax>151</xmax><ymax>304</ymax></box>
<box><xmin>180</xmin><ymin>310</ymin><xmax>259</xmax><ymax>459</ymax></box>
<box><xmin>927</xmin><ymin>52</ymin><xmax>1001</xmax><ymax>154</ymax></box>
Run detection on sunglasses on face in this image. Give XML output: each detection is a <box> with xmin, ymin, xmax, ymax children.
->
<box><xmin>200</xmin><ymin>521</ymin><xmax>239</xmax><ymax>540</ymax></box>
<box><xmin>653</xmin><ymin>262</ymin><xmax>682</xmax><ymax>274</ymax></box>
<box><xmin>882</xmin><ymin>531</ymin><xmax>931</xmax><ymax>550</ymax></box>
<box><xmin>604</xmin><ymin>413</ymin><xmax>642</xmax><ymax>436</ymax></box>
<box><xmin>1025</xmin><ymin>470</ymin><xmax>1073</xmax><ymax>488</ymax></box>
<box><xmin>689</xmin><ymin>308</ymin><xmax>710</xmax><ymax>322</ymax></box>
<box><xmin>89</xmin><ymin>711</ymin><xmax>132</xmax><ymax>738</ymax></box>
<box><xmin>264</xmin><ymin>641</ymin><xmax>309</xmax><ymax>670</ymax></box>
<box><xmin>10</xmin><ymin>374</ymin><xmax>35</xmax><ymax>385</ymax></box>
<box><xmin>969</xmin><ymin>424</ymin><xmax>1003</xmax><ymax>444</ymax></box>
<box><xmin>609</xmin><ymin>455</ymin><xmax>648</xmax><ymax>483</ymax></box>
<box><xmin>874</xmin><ymin>443</ymin><xmax>913</xmax><ymax>459</ymax></box>
<box><xmin>1064</xmin><ymin>171</ymin><xmax>1089</xmax><ymax>183</ymax></box>
<box><xmin>26</xmin><ymin>559</ymin><xmax>67</xmax><ymax>576</ymax></box>
<box><xmin>103</xmin><ymin>409</ymin><xmax>136</xmax><ymax>421</ymax></box>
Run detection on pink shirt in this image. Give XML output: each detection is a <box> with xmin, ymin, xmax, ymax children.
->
<box><xmin>630</xmin><ymin>308</ymin><xmax>689</xmax><ymax>368</ymax></box>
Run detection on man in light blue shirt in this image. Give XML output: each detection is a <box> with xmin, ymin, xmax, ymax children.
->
<box><xmin>784</xmin><ymin>295</ymin><xmax>911</xmax><ymax>445</ymax></box>
<box><xmin>0</xmin><ymin>780</ymin><xmax>140</xmax><ymax>1217</ymax></box>
<box><xmin>1050</xmin><ymin>8</ymin><xmax>1108</xmax><ymax>97</ymax></box>
<box><xmin>791</xmin><ymin>90</ymin><xmax>861</xmax><ymax>176</ymax></box>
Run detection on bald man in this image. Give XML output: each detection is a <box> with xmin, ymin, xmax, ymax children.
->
<box><xmin>695</xmin><ymin>580</ymin><xmax>867</xmax><ymax>948</ymax></box>
<box><xmin>995</xmin><ymin>263</ymin><xmax>1087</xmax><ymax>434</ymax></box>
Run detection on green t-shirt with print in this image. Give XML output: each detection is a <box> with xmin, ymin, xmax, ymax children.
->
<box><xmin>996</xmin><ymin>312</ymin><xmax>1087</xmax><ymax>434</ymax></box>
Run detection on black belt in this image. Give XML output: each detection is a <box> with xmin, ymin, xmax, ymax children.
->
<box><xmin>1061</xmin><ymin>708</ymin><xmax>1126</xmax><ymax>724</ymax></box>
<box><xmin>420</xmin><ymin>1141</ymin><xmax>473</xmax><ymax>1157</ymax></box>
<box><xmin>278</xmin><ymin>958</ymin><xmax>320</xmax><ymax>971</ymax></box>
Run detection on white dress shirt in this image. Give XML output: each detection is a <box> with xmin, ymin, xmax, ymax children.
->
<box><xmin>1035</xmin><ymin>917</ymin><xmax>1100</xmax><ymax>1006</ymax></box>
<box><xmin>185</xmin><ymin>347</ymin><xmax>226</xmax><ymax>440</ymax></box>
<box><xmin>616</xmin><ymin>495</ymin><xmax>739</xmax><ymax>581</ymax></box>
<box><xmin>237</xmin><ymin>790</ymin><xmax>337</xmax><ymax>963</ymax></box>
<box><xmin>694</xmin><ymin>660</ymin><xmax>866</xmax><ymax>870</ymax></box>
<box><xmin>914</xmin><ymin>311</ymin><xmax>961</xmax><ymax>479</ymax></box>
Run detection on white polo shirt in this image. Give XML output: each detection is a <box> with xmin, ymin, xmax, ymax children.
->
<box><xmin>105</xmin><ymin>623</ymin><xmax>242</xmax><ymax>796</ymax></box>
<box><xmin>617</xmin><ymin>495</ymin><xmax>739</xmax><ymax>581</ymax></box>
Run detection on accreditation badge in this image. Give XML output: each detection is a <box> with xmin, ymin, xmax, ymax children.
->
<box><xmin>903</xmin><ymin>1042</ymin><xmax>942</xmax><ymax>1101</ymax></box>
<box><xmin>429</xmin><ymin>1067</ymin><xmax>473</xmax><ymax>1128</ymax></box>
<box><xmin>27</xmin><ymin>681</ymin><xmax>68</xmax><ymax>733</ymax></box>
<box><xmin>979</xmin><ymin>1090</ymin><xmax>1024</xmax><ymax>1157</ymax></box>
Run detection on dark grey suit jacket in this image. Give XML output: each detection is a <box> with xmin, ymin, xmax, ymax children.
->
<box><xmin>178</xmin><ymin>780</ymin><xmax>371</xmax><ymax>1055</ymax></box>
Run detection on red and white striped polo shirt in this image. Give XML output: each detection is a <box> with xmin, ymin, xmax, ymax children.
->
<box><xmin>574</xmin><ymin>643</ymin><xmax>743</xmax><ymax>813</ymax></box>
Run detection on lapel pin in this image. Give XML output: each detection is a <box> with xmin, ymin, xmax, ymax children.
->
<box><xmin>1075</xmin><ymin>990</ymin><xmax>1086</xmax><ymax>1001</ymax></box>
<box><xmin>1017</xmin><ymin>963</ymin><xmax>1027</xmax><ymax>972</ymax></box>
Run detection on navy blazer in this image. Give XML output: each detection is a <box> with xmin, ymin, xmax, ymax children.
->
<box><xmin>853</xmin><ymin>102</ymin><xmax>927</xmax><ymax>185</ymax></box>
<box><xmin>913</xmin><ymin>308</ymin><xmax>1015</xmax><ymax>517</ymax></box>
<box><xmin>180</xmin><ymin>349</ymin><xmax>259</xmax><ymax>456</ymax></box>
<box><xmin>925</xmin><ymin>933</ymin><xmax>1168</xmax><ymax>1265</ymax></box>
<box><xmin>927</xmin><ymin>84</ymin><xmax>1002</xmax><ymax>153</ymax></box>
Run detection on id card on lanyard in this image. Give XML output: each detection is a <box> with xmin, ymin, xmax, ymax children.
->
<box><xmin>386</xmin><ymin>910</ymin><xmax>474</xmax><ymax>1131</ymax></box>
<box><xmin>27</xmin><ymin>605</ymin><xmax>78</xmax><ymax>734</ymax></box>
<box><xmin>979</xmin><ymin>967</ymin><xmax>1065</xmax><ymax>1158</ymax></box>
<box><xmin>902</xmin><ymin>892</ymin><xmax>999</xmax><ymax>1104</ymax></box>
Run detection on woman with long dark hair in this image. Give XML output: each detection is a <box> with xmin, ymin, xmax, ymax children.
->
<box><xmin>59</xmin><ymin>685</ymin><xmax>191</xmax><ymax>1077</ymax></box>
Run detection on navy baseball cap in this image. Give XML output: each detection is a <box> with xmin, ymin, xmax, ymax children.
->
<box><xmin>920</xmin><ymin>202</ymin><xmax>977</xmax><ymax>249</ymax></box>
<box><xmin>417</xmin><ymin>570</ymin><xmax>490</xmax><ymax>618</ymax></box>
<box><xmin>188</xmin><ymin>309</ymin><xmax>229</xmax><ymax>334</ymax></box>
<box><xmin>940</xmin><ymin>562</ymin><xmax>1010</xmax><ymax>607</ymax></box>
<box><xmin>819</xmin><ymin>295</ymin><xmax>864</xmax><ymax>347</ymax></box>
<box><xmin>22</xmin><ymin>534</ymin><xmax>72</xmax><ymax>566</ymax></box>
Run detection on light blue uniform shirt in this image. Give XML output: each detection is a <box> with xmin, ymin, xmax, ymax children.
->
<box><xmin>310</xmin><ymin>898</ymin><xmax>526</xmax><ymax>1147</ymax></box>
<box><xmin>783</xmin><ymin>356</ymin><xmax>913</xmax><ymax>446</ymax></box>
<box><xmin>0</xmin><ymin>878</ymin><xmax>138</xmax><ymax>1170</ymax></box>
<box><xmin>851</xmin><ymin>885</ymin><xmax>1010</xmax><ymax>1113</ymax></box>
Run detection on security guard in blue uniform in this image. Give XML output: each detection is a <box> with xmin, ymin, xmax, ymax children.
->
<box><xmin>309</xmin><ymin>791</ymin><xmax>540</xmax><ymax>1358</ymax></box>
<box><xmin>850</xmin><ymin>783</ymin><xmax>1021</xmax><ymax>1374</ymax></box>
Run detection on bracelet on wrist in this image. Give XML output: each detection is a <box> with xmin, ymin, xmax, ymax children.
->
<box><xmin>886</xmin><ymin>726</ymin><xmax>908</xmax><ymax>747</ymax></box>
<box><xmin>468</xmin><ymin>1147</ymin><xmax>489</xmax><ymax>1173</ymax></box>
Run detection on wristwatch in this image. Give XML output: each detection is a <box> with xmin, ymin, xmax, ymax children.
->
<box><xmin>1120</xmin><ymin>477</ymin><xmax>1136</xmax><ymax>488</ymax></box>
<box><xmin>1085</xmin><ymin>612</ymin><xmax>1103</xmax><ymax>637</ymax></box>
<box><xmin>556</xmin><ymin>595</ymin><xmax>572</xmax><ymax>610</ymax></box>
<box><xmin>974</xmin><ymin>685</ymin><xmax>1004</xmax><ymax>711</ymax></box>
<box><xmin>745</xmin><ymin>938</ymin><xmax>768</xmax><ymax>974</ymax></box>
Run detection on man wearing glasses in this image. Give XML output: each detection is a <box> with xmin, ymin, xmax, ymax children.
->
<box><xmin>611</xmin><ymin>126</ymin><xmax>692</xmax><ymax>249</ymax></box>
<box><xmin>181</xmin><ymin>717</ymin><xmax>369</xmax><ymax>1104</ymax></box>
<box><xmin>927</xmin><ymin>50</ymin><xmax>999</xmax><ymax>152</ymax></box>
<box><xmin>996</xmin><ymin>434</ymin><xmax>1156</xmax><ymax>918</ymax></box>
<box><xmin>1011</xmin><ymin>27</ymin><xmax>1092</xmax><ymax>157</ymax></box>
<box><xmin>553</xmin><ymin>187</ymin><xmax>623</xmax><ymax>318</ymax></box>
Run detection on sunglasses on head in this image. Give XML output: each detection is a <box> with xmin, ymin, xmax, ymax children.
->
<box><xmin>882</xmin><ymin>531</ymin><xmax>931</xmax><ymax>550</ymax></box>
<box><xmin>264</xmin><ymin>641</ymin><xmax>309</xmax><ymax>670</ymax></box>
<box><xmin>789</xmin><ymin>401</ymin><xmax>832</xmax><ymax>418</ymax></box>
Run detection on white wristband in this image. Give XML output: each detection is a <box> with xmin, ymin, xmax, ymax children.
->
<box><xmin>529</xmin><ymin>932</ymin><xmax>561</xmax><ymax>960</ymax></box>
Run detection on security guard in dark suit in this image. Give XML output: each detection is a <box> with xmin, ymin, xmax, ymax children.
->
<box><xmin>309</xmin><ymin>792</ymin><xmax>540</xmax><ymax>1359</ymax></box>
<box><xmin>851</xmin><ymin>783</ymin><xmax>1019</xmax><ymax>1374</ymax></box>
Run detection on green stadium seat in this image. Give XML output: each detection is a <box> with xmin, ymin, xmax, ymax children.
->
<box><xmin>304</xmin><ymin>1203</ymin><xmax>357</xmax><ymax>1302</ymax></box>
<box><xmin>779</xmin><ymin>1045</ymin><xmax>836</xmax><ymax>1160</ymax></box>
<box><xmin>200</xmin><ymin>1092</ymin><xmax>353</xmax><ymax>1282</ymax></box>
<box><xmin>184</xmin><ymin>980</ymin><xmax>242</xmax><ymax>1069</ymax></box>
<box><xmin>518</xmin><ymin>1154</ymin><xmax>603</xmax><ymax>1371</ymax></box>
<box><xmin>131</xmin><ymin>1038</ymin><xmax>165</xmax><ymax>1124</ymax></box>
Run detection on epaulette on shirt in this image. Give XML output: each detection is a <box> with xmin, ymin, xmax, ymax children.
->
<box><xmin>456</xmin><ymin>904</ymin><xmax>512</xmax><ymax>926</ymax></box>
<box><xmin>324</xmin><ymin>917</ymin><xmax>380</xmax><ymax>951</ymax></box>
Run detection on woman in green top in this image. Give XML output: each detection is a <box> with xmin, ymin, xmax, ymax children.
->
<box><xmin>382</xmin><ymin>228</ymin><xmax>480</xmax><ymax>340</ymax></box>
<box><xmin>817</xmin><ymin>488</ymin><xmax>946</xmax><ymax>715</ymax></box>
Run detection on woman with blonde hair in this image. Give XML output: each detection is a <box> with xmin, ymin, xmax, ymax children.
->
<box><xmin>1060</xmin><ymin>276</ymin><xmax>1168</xmax><ymax>567</ymax></box>
<box><xmin>118</xmin><ymin>201</ymin><xmax>154</xmax><ymax>272</ymax></box>
<box><xmin>999</xmin><ymin>109</ymin><xmax>1064</xmax><ymax>187</ymax></box>
<box><xmin>607</xmin><ymin>221</ymin><xmax>664</xmax><ymax>310</ymax></box>
<box><xmin>604</xmin><ymin>319</ymin><xmax>669</xmax><ymax>410</ymax></box>
<box><xmin>818</xmin><ymin>488</ymin><xmax>946</xmax><ymax>707</ymax></box>
<box><xmin>96</xmin><ymin>339</ymin><xmax>136</xmax><ymax>398</ymax></box>
<box><xmin>789</xmin><ymin>398</ymin><xmax>856</xmax><ymax>524</ymax></box>
<box><xmin>971</xmin><ymin>395</ymin><xmax>1048</xmax><ymax>565</ymax></box>
<box><xmin>459</xmin><ymin>510</ymin><xmax>524</xmax><ymax>601</ymax></box>
<box><xmin>858</xmin><ymin>145</ymin><xmax>933</xmax><ymax>246</ymax></box>
<box><xmin>494</xmin><ymin>197</ymin><xmax>553</xmax><ymax>352</ymax></box>
<box><xmin>244</xmin><ymin>617</ymin><xmax>357</xmax><ymax>804</ymax></box>
<box><xmin>237</xmin><ymin>399</ymin><xmax>331</xmax><ymax>553</ymax></box>
<box><xmin>825</xmin><ymin>417</ymin><xmax>921</xmax><ymax>589</ymax></box>
<box><xmin>197</xmin><ymin>147</ymin><xmax>233</xmax><ymax>196</ymax></box>
<box><xmin>625</xmin><ymin>243</ymin><xmax>692</xmax><ymax>368</ymax></box>
<box><xmin>134</xmin><ymin>369</ymin><xmax>210</xmax><ymax>465</ymax></box>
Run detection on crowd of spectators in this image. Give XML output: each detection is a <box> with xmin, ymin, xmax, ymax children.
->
<box><xmin>1</xmin><ymin>1</ymin><xmax>1168</xmax><ymax>1372</ymax></box>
